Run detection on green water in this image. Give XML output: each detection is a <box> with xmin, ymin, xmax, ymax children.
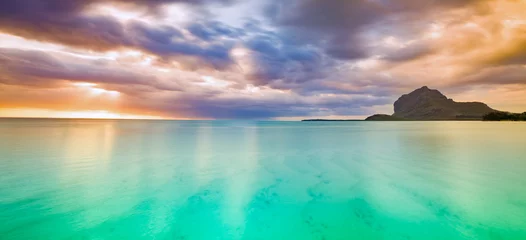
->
<box><xmin>1</xmin><ymin>119</ymin><xmax>525</xmax><ymax>239</ymax></box>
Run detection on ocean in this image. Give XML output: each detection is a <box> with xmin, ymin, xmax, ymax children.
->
<box><xmin>1</xmin><ymin>119</ymin><xmax>525</xmax><ymax>239</ymax></box>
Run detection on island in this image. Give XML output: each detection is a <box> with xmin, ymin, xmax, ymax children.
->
<box><xmin>301</xmin><ymin>119</ymin><xmax>362</xmax><ymax>122</ymax></box>
<box><xmin>366</xmin><ymin>86</ymin><xmax>525</xmax><ymax>121</ymax></box>
<box><xmin>304</xmin><ymin>86</ymin><xmax>525</xmax><ymax>121</ymax></box>
<box><xmin>364</xmin><ymin>114</ymin><xmax>404</xmax><ymax>121</ymax></box>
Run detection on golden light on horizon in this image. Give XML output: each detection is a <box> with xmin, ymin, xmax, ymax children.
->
<box><xmin>90</xmin><ymin>88</ymin><xmax>120</xmax><ymax>97</ymax></box>
<box><xmin>72</xmin><ymin>82</ymin><xmax>97</xmax><ymax>87</ymax></box>
<box><xmin>72</xmin><ymin>82</ymin><xmax>121</xmax><ymax>97</ymax></box>
<box><xmin>0</xmin><ymin>82</ymin><xmax>166</xmax><ymax>120</ymax></box>
<box><xmin>0</xmin><ymin>108</ymin><xmax>165</xmax><ymax>120</ymax></box>
<box><xmin>1</xmin><ymin>0</ymin><xmax>525</xmax><ymax>120</ymax></box>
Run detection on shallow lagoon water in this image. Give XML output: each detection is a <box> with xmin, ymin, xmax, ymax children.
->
<box><xmin>1</xmin><ymin>119</ymin><xmax>525</xmax><ymax>239</ymax></box>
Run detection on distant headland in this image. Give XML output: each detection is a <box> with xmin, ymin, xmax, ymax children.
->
<box><xmin>304</xmin><ymin>86</ymin><xmax>525</xmax><ymax>121</ymax></box>
<box><xmin>301</xmin><ymin>119</ymin><xmax>362</xmax><ymax>122</ymax></box>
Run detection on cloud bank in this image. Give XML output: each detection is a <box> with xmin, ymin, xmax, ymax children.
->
<box><xmin>1</xmin><ymin>0</ymin><xmax>525</xmax><ymax>118</ymax></box>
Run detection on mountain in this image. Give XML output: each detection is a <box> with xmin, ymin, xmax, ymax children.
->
<box><xmin>367</xmin><ymin>86</ymin><xmax>497</xmax><ymax>120</ymax></box>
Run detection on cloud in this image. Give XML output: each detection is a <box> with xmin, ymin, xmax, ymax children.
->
<box><xmin>0</xmin><ymin>46</ymin><xmax>393</xmax><ymax>119</ymax></box>
<box><xmin>484</xmin><ymin>39</ymin><xmax>526</xmax><ymax>66</ymax></box>
<box><xmin>381</xmin><ymin>42</ymin><xmax>434</xmax><ymax>62</ymax></box>
<box><xmin>242</xmin><ymin>33</ymin><xmax>330</xmax><ymax>86</ymax></box>
<box><xmin>263</xmin><ymin>0</ymin><xmax>487</xmax><ymax>61</ymax></box>
<box><xmin>187</xmin><ymin>21</ymin><xmax>245</xmax><ymax>41</ymax></box>
<box><xmin>129</xmin><ymin>21</ymin><xmax>236</xmax><ymax>69</ymax></box>
<box><xmin>456</xmin><ymin>65</ymin><xmax>526</xmax><ymax>86</ymax></box>
<box><xmin>0</xmin><ymin>0</ymin><xmax>239</xmax><ymax>68</ymax></box>
<box><xmin>123</xmin><ymin>90</ymin><xmax>392</xmax><ymax>119</ymax></box>
<box><xmin>267</xmin><ymin>0</ymin><xmax>462</xmax><ymax>60</ymax></box>
<box><xmin>0</xmin><ymin>48</ymin><xmax>183</xmax><ymax>91</ymax></box>
<box><xmin>264</xmin><ymin>0</ymin><xmax>380</xmax><ymax>60</ymax></box>
<box><xmin>2</xmin><ymin>0</ymin><xmax>526</xmax><ymax>118</ymax></box>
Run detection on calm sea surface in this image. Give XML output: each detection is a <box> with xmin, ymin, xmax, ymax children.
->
<box><xmin>1</xmin><ymin>119</ymin><xmax>525</xmax><ymax>239</ymax></box>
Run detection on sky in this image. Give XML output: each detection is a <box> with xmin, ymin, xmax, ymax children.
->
<box><xmin>0</xmin><ymin>0</ymin><xmax>525</xmax><ymax>119</ymax></box>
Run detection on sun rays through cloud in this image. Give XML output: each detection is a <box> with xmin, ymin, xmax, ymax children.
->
<box><xmin>1</xmin><ymin>0</ymin><xmax>525</xmax><ymax>119</ymax></box>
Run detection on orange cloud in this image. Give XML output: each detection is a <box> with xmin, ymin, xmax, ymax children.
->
<box><xmin>1</xmin><ymin>0</ymin><xmax>525</xmax><ymax>119</ymax></box>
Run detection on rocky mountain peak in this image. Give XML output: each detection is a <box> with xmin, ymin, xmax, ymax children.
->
<box><xmin>374</xmin><ymin>86</ymin><xmax>498</xmax><ymax>120</ymax></box>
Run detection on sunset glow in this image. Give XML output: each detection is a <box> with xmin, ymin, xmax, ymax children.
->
<box><xmin>2</xmin><ymin>2</ymin><xmax>526</xmax><ymax>238</ymax></box>
<box><xmin>73</xmin><ymin>82</ymin><xmax>121</xmax><ymax>97</ymax></box>
<box><xmin>0</xmin><ymin>108</ymin><xmax>164</xmax><ymax>120</ymax></box>
<box><xmin>0</xmin><ymin>0</ymin><xmax>525</xmax><ymax>119</ymax></box>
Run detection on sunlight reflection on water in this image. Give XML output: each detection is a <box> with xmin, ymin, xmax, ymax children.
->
<box><xmin>1</xmin><ymin>120</ymin><xmax>525</xmax><ymax>239</ymax></box>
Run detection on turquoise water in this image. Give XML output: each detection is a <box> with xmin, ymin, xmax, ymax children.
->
<box><xmin>1</xmin><ymin>119</ymin><xmax>526</xmax><ymax>239</ymax></box>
